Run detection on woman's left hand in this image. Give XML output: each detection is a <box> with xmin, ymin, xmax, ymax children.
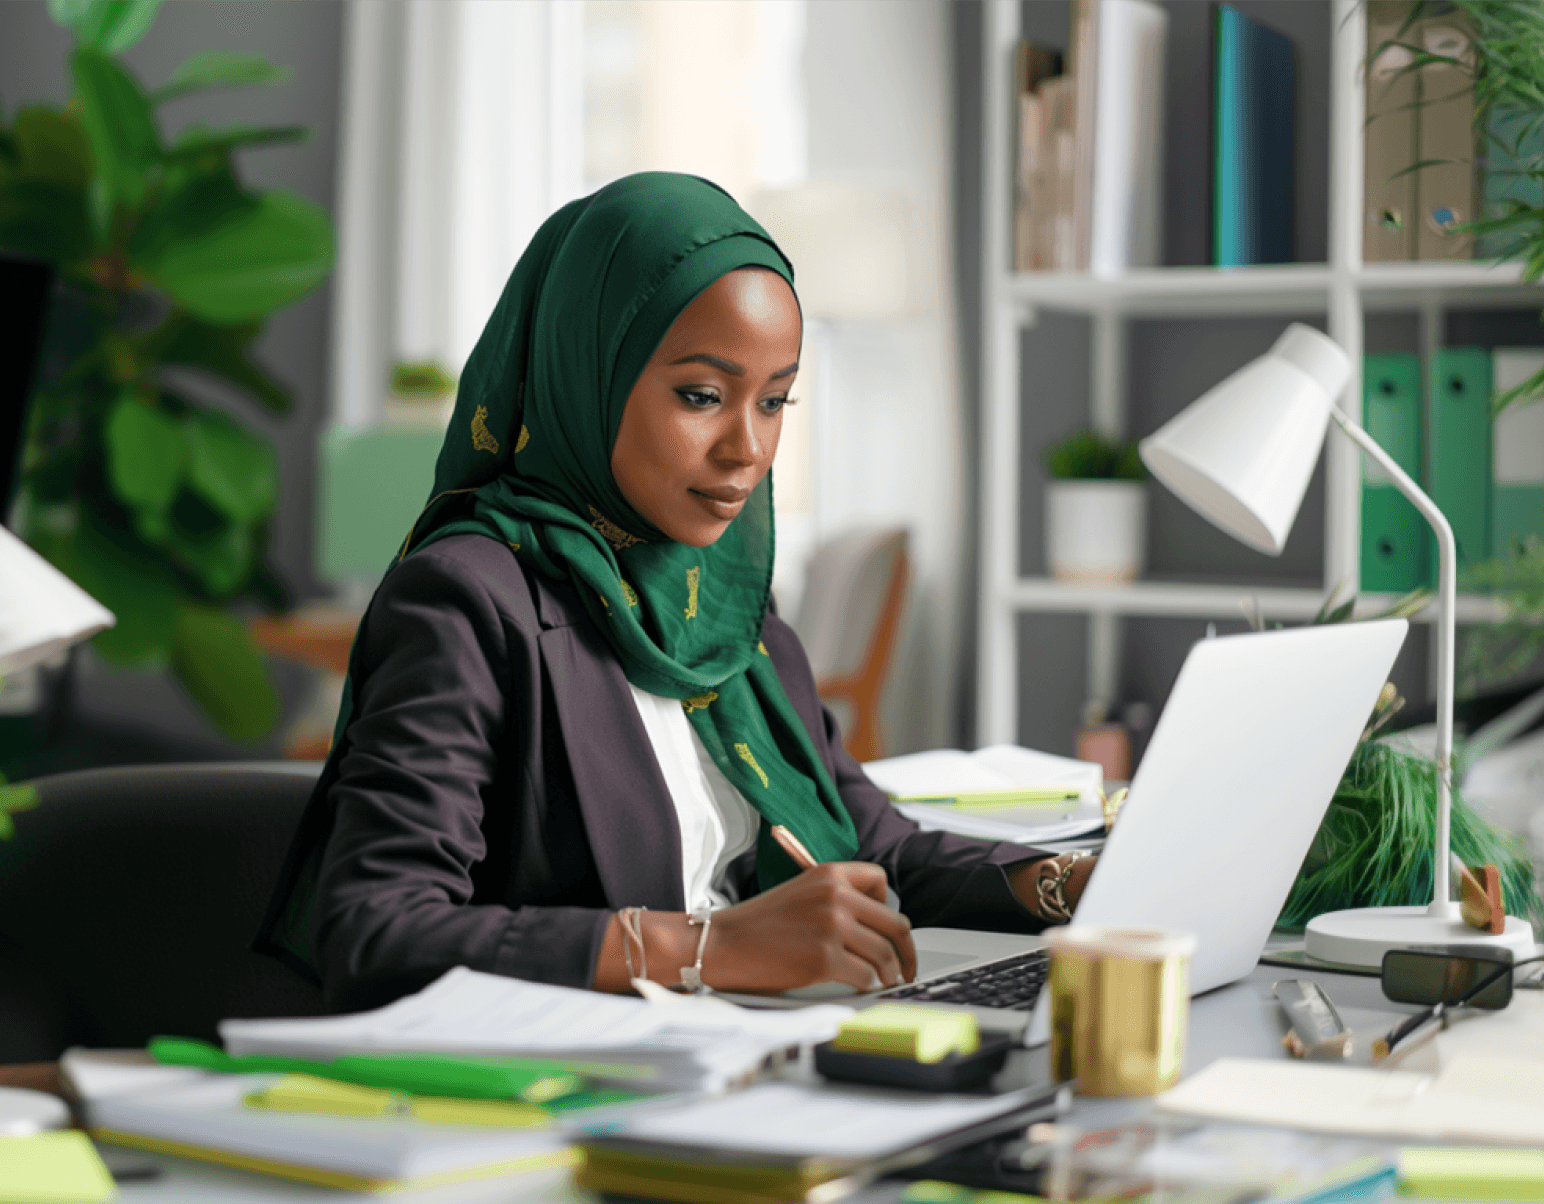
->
<box><xmin>1008</xmin><ymin>852</ymin><xmax>1097</xmax><ymax>924</ymax></box>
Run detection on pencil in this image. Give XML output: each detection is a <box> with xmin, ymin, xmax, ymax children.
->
<box><xmin>770</xmin><ymin>824</ymin><xmax>818</xmax><ymax>870</ymax></box>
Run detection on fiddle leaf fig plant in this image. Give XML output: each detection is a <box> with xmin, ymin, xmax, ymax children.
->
<box><xmin>0</xmin><ymin>0</ymin><xmax>335</xmax><ymax>742</ymax></box>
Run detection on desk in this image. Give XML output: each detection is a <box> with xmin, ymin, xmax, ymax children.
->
<box><xmin>1</xmin><ymin>960</ymin><xmax>1420</xmax><ymax>1204</ymax></box>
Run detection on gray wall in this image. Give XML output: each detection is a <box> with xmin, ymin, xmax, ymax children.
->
<box><xmin>1</xmin><ymin>0</ymin><xmax>343</xmax><ymax>760</ymax></box>
<box><xmin>951</xmin><ymin>0</ymin><xmax>1544</xmax><ymax>760</ymax></box>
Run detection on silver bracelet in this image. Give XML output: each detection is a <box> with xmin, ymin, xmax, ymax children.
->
<box><xmin>680</xmin><ymin>906</ymin><xmax>712</xmax><ymax>994</ymax></box>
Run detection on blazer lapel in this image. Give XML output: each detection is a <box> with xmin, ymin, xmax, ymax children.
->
<box><xmin>540</xmin><ymin>622</ymin><xmax>685</xmax><ymax>912</ymax></box>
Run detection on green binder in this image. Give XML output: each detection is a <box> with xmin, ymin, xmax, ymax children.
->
<box><xmin>1429</xmin><ymin>347</ymin><xmax>1493</xmax><ymax>575</ymax></box>
<box><xmin>1361</xmin><ymin>355</ymin><xmax>1425</xmax><ymax>592</ymax></box>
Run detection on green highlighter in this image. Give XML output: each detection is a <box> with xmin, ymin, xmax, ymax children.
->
<box><xmin>148</xmin><ymin>1036</ymin><xmax>590</xmax><ymax>1104</ymax></box>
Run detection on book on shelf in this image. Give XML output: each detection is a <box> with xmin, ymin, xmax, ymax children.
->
<box><xmin>1066</xmin><ymin>0</ymin><xmax>1167</xmax><ymax>277</ymax></box>
<box><xmin>1413</xmin><ymin>10</ymin><xmax>1478</xmax><ymax>261</ymax></box>
<box><xmin>1477</xmin><ymin>105</ymin><xmax>1544</xmax><ymax>262</ymax></box>
<box><xmin>1360</xmin><ymin>354</ymin><xmax>1426</xmax><ymax>592</ymax></box>
<box><xmin>1013</xmin><ymin>41</ymin><xmax>1063</xmax><ymax>272</ymax></box>
<box><xmin>1364</xmin><ymin>1</ymin><xmax>1419</xmax><ymax>262</ymax></box>
<box><xmin>1212</xmin><ymin>4</ymin><xmax>1296</xmax><ymax>267</ymax></box>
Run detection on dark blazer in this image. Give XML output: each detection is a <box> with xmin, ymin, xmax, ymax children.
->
<box><xmin>307</xmin><ymin>534</ymin><xmax>1047</xmax><ymax>1012</ymax></box>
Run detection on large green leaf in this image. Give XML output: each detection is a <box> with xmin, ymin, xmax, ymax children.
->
<box><xmin>167</xmin><ymin>124</ymin><xmax>308</xmax><ymax>157</ymax></box>
<box><xmin>153</xmin><ymin>51</ymin><xmax>289</xmax><ymax>104</ymax></box>
<box><xmin>71</xmin><ymin>47</ymin><xmax>160</xmax><ymax>207</ymax></box>
<box><xmin>137</xmin><ymin>191</ymin><xmax>333</xmax><ymax>323</ymax></box>
<box><xmin>11</xmin><ymin>107</ymin><xmax>92</xmax><ymax>187</ymax></box>
<box><xmin>104</xmin><ymin>393</ymin><xmax>185</xmax><ymax>515</ymax></box>
<box><xmin>49</xmin><ymin>0</ymin><xmax>162</xmax><ymax>53</ymax></box>
<box><xmin>65</xmin><ymin>515</ymin><xmax>180</xmax><ymax>668</ymax></box>
<box><xmin>130</xmin><ymin>159</ymin><xmax>251</xmax><ymax>263</ymax></box>
<box><xmin>148</xmin><ymin>313</ymin><xmax>291</xmax><ymax>413</ymax></box>
<box><xmin>184</xmin><ymin>408</ymin><xmax>277</xmax><ymax>524</ymax></box>
<box><xmin>170</xmin><ymin>602</ymin><xmax>281</xmax><ymax>743</ymax></box>
<box><xmin>0</xmin><ymin>782</ymin><xmax>40</xmax><ymax>840</ymax></box>
<box><xmin>0</xmin><ymin>178</ymin><xmax>93</xmax><ymax>262</ymax></box>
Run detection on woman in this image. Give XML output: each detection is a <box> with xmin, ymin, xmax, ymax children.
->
<box><xmin>257</xmin><ymin>173</ymin><xmax>1095</xmax><ymax>1012</ymax></box>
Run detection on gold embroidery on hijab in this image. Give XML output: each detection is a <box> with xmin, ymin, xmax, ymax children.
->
<box><xmin>684</xmin><ymin>566</ymin><xmax>700</xmax><ymax>619</ymax></box>
<box><xmin>682</xmin><ymin>691</ymin><xmax>718</xmax><ymax>713</ymax></box>
<box><xmin>471</xmin><ymin>406</ymin><xmax>500</xmax><ymax>454</ymax></box>
<box><xmin>516</xmin><ymin>424</ymin><xmax>530</xmax><ymax>453</ymax></box>
<box><xmin>735</xmin><ymin>742</ymin><xmax>769</xmax><ymax>788</ymax></box>
<box><xmin>587</xmin><ymin>505</ymin><xmax>642</xmax><ymax>550</ymax></box>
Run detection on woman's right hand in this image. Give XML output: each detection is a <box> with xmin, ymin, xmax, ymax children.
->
<box><xmin>706</xmin><ymin>862</ymin><xmax>917</xmax><ymax>993</ymax></box>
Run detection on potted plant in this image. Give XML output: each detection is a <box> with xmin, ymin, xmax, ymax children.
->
<box><xmin>0</xmin><ymin>0</ymin><xmax>335</xmax><ymax>743</ymax></box>
<box><xmin>1042</xmin><ymin>429</ymin><xmax>1147</xmax><ymax>582</ymax></box>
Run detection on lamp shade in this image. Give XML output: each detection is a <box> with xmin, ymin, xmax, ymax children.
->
<box><xmin>1138</xmin><ymin>324</ymin><xmax>1351</xmax><ymax>555</ymax></box>
<box><xmin>0</xmin><ymin>524</ymin><xmax>114</xmax><ymax>675</ymax></box>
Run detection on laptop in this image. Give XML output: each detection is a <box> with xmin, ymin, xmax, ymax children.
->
<box><xmin>772</xmin><ymin>618</ymin><xmax>1408</xmax><ymax>1044</ymax></box>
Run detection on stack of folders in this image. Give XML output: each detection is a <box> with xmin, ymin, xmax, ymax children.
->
<box><xmin>575</xmin><ymin>1081</ymin><xmax>1061</xmax><ymax>1204</ymax></box>
<box><xmin>1361</xmin><ymin>348</ymin><xmax>1544</xmax><ymax>592</ymax></box>
<box><xmin>1013</xmin><ymin>0</ymin><xmax>1167</xmax><ymax>275</ymax></box>
<box><xmin>1366</xmin><ymin>3</ymin><xmax>1526</xmax><ymax>263</ymax></box>
<box><xmin>863</xmin><ymin>744</ymin><xmax>1107</xmax><ymax>847</ymax></box>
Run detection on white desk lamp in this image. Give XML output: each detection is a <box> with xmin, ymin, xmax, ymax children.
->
<box><xmin>0</xmin><ymin>523</ymin><xmax>115</xmax><ymax>676</ymax></box>
<box><xmin>1139</xmin><ymin>322</ymin><xmax>1534</xmax><ymax>968</ymax></box>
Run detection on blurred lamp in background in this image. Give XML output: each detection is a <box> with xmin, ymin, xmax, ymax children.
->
<box><xmin>0</xmin><ymin>524</ymin><xmax>115</xmax><ymax>677</ymax></box>
<box><xmin>1140</xmin><ymin>321</ymin><xmax>1534</xmax><ymax>966</ymax></box>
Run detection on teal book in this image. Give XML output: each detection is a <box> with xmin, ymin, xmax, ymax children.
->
<box><xmin>1429</xmin><ymin>348</ymin><xmax>1494</xmax><ymax>575</ymax></box>
<box><xmin>1477</xmin><ymin>106</ymin><xmax>1544</xmax><ymax>261</ymax></box>
<box><xmin>1212</xmin><ymin>5</ymin><xmax>1297</xmax><ymax>267</ymax></box>
<box><xmin>1361</xmin><ymin>355</ymin><xmax>1425</xmax><ymax>593</ymax></box>
<box><xmin>1490</xmin><ymin>349</ymin><xmax>1544</xmax><ymax>562</ymax></box>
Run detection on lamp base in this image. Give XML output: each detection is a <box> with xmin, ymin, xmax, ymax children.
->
<box><xmin>1304</xmin><ymin>906</ymin><xmax>1536</xmax><ymax>969</ymax></box>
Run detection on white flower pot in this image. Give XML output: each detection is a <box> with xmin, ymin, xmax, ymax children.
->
<box><xmin>1046</xmin><ymin>480</ymin><xmax>1147</xmax><ymax>582</ymax></box>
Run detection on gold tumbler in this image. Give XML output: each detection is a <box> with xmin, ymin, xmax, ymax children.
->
<box><xmin>1045</xmin><ymin>926</ymin><xmax>1196</xmax><ymax>1096</ymax></box>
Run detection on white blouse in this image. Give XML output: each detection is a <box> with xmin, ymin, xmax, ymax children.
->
<box><xmin>627</xmin><ymin>684</ymin><xmax>761</xmax><ymax>911</ymax></box>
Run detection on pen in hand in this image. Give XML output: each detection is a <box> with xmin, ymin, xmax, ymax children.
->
<box><xmin>770</xmin><ymin>824</ymin><xmax>818</xmax><ymax>870</ymax></box>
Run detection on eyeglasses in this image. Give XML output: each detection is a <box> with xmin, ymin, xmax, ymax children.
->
<box><xmin>1376</xmin><ymin>945</ymin><xmax>1544</xmax><ymax>1059</ymax></box>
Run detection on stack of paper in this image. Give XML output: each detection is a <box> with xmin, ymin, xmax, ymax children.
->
<box><xmin>220</xmin><ymin>967</ymin><xmax>853</xmax><ymax>1094</ymax></box>
<box><xmin>864</xmin><ymin>744</ymin><xmax>1106</xmax><ymax>845</ymax></box>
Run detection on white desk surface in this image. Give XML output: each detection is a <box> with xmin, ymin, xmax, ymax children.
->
<box><xmin>96</xmin><ymin>959</ymin><xmax>1422</xmax><ymax>1203</ymax></box>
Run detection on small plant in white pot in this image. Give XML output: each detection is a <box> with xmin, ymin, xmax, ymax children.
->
<box><xmin>1043</xmin><ymin>430</ymin><xmax>1147</xmax><ymax>582</ymax></box>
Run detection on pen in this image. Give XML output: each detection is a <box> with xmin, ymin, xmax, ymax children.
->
<box><xmin>770</xmin><ymin>824</ymin><xmax>818</xmax><ymax>870</ymax></box>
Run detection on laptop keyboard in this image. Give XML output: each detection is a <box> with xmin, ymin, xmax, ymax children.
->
<box><xmin>880</xmin><ymin>950</ymin><xmax>1050</xmax><ymax>1011</ymax></box>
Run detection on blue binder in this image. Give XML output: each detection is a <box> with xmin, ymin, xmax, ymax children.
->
<box><xmin>1361</xmin><ymin>355</ymin><xmax>1425</xmax><ymax>593</ymax></box>
<box><xmin>1213</xmin><ymin>5</ymin><xmax>1297</xmax><ymax>267</ymax></box>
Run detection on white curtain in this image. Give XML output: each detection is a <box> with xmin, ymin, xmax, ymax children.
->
<box><xmin>329</xmin><ymin>0</ymin><xmax>584</xmax><ymax>429</ymax></box>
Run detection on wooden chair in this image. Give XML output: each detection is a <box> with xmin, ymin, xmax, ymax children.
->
<box><xmin>792</xmin><ymin>528</ymin><xmax>911</xmax><ymax>763</ymax></box>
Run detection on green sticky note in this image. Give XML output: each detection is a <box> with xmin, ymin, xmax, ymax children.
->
<box><xmin>1398</xmin><ymin>1146</ymin><xmax>1544</xmax><ymax>1200</ymax></box>
<box><xmin>833</xmin><ymin>1004</ymin><xmax>980</xmax><ymax>1063</ymax></box>
<box><xmin>0</xmin><ymin>1132</ymin><xmax>118</xmax><ymax>1203</ymax></box>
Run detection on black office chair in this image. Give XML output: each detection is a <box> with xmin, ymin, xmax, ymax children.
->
<box><xmin>0</xmin><ymin>762</ymin><xmax>326</xmax><ymax>1062</ymax></box>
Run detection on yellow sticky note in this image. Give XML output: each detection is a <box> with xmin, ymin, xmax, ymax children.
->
<box><xmin>0</xmin><ymin>1131</ymin><xmax>117</xmax><ymax>1203</ymax></box>
<box><xmin>245</xmin><ymin>1074</ymin><xmax>397</xmax><ymax>1118</ymax></box>
<box><xmin>1398</xmin><ymin>1147</ymin><xmax>1544</xmax><ymax>1200</ymax></box>
<box><xmin>833</xmin><ymin>1004</ymin><xmax>980</xmax><ymax>1063</ymax></box>
<box><xmin>409</xmin><ymin>1097</ymin><xmax>550</xmax><ymax>1127</ymax></box>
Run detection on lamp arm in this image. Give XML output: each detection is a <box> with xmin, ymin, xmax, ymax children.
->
<box><xmin>1329</xmin><ymin>407</ymin><xmax>1459</xmax><ymax>919</ymax></box>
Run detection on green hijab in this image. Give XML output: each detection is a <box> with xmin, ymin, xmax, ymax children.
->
<box><xmin>411</xmin><ymin>171</ymin><xmax>859</xmax><ymax>885</ymax></box>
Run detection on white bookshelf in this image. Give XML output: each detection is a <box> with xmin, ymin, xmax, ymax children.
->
<box><xmin>975</xmin><ymin>0</ymin><xmax>1542</xmax><ymax>747</ymax></box>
